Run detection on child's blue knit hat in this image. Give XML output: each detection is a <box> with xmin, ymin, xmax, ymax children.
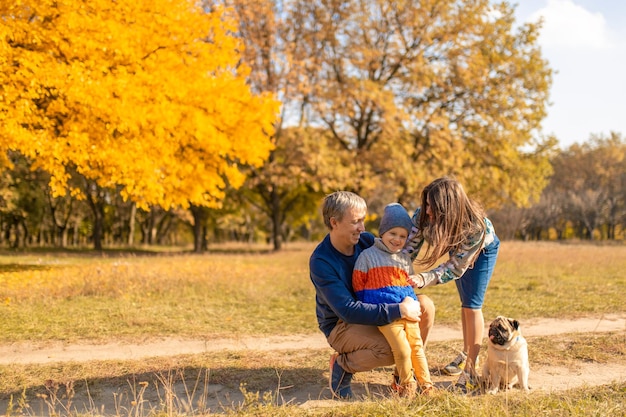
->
<box><xmin>379</xmin><ymin>203</ymin><xmax>412</xmax><ymax>236</ymax></box>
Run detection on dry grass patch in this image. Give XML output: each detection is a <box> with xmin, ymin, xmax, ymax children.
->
<box><xmin>419</xmin><ymin>241</ymin><xmax>626</xmax><ymax>322</ymax></box>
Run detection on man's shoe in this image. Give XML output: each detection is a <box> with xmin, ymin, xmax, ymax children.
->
<box><xmin>329</xmin><ymin>353</ymin><xmax>353</xmax><ymax>399</ymax></box>
<box><xmin>442</xmin><ymin>351</ymin><xmax>467</xmax><ymax>376</ymax></box>
<box><xmin>453</xmin><ymin>371</ymin><xmax>479</xmax><ymax>395</ymax></box>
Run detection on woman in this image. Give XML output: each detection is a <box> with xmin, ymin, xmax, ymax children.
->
<box><xmin>404</xmin><ymin>176</ymin><xmax>500</xmax><ymax>394</ymax></box>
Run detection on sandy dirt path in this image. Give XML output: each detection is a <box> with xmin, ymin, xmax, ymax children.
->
<box><xmin>1</xmin><ymin>314</ymin><xmax>624</xmax><ymax>365</ymax></box>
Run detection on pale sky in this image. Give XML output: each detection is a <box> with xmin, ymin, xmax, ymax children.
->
<box><xmin>513</xmin><ymin>0</ymin><xmax>626</xmax><ymax>149</ymax></box>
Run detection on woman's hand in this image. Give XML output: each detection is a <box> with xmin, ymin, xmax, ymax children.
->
<box><xmin>408</xmin><ymin>274</ymin><xmax>425</xmax><ymax>289</ymax></box>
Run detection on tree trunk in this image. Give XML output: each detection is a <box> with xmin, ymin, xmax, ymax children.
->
<box><xmin>128</xmin><ymin>202</ymin><xmax>136</xmax><ymax>246</ymax></box>
<box><xmin>190</xmin><ymin>205</ymin><xmax>208</xmax><ymax>253</ymax></box>
<box><xmin>92</xmin><ymin>203</ymin><xmax>105</xmax><ymax>250</ymax></box>
<box><xmin>86</xmin><ymin>188</ymin><xmax>105</xmax><ymax>251</ymax></box>
<box><xmin>270</xmin><ymin>189</ymin><xmax>283</xmax><ymax>251</ymax></box>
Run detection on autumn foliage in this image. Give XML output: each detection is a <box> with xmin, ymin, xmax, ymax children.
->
<box><xmin>0</xmin><ymin>0</ymin><xmax>279</xmax><ymax>210</ymax></box>
<box><xmin>6</xmin><ymin>1</ymin><xmax>620</xmax><ymax>250</ymax></box>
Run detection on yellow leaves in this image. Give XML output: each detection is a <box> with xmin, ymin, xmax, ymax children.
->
<box><xmin>0</xmin><ymin>0</ymin><xmax>278</xmax><ymax>211</ymax></box>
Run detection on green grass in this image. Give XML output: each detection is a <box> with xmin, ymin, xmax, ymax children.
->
<box><xmin>0</xmin><ymin>241</ymin><xmax>625</xmax><ymax>416</ymax></box>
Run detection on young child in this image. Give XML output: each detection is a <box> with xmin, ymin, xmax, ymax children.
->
<box><xmin>404</xmin><ymin>176</ymin><xmax>500</xmax><ymax>394</ymax></box>
<box><xmin>352</xmin><ymin>203</ymin><xmax>434</xmax><ymax>398</ymax></box>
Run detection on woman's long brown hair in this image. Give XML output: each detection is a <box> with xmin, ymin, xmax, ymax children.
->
<box><xmin>416</xmin><ymin>176</ymin><xmax>486</xmax><ymax>268</ymax></box>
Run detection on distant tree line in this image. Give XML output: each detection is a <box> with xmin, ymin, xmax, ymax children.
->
<box><xmin>490</xmin><ymin>133</ymin><xmax>626</xmax><ymax>241</ymax></box>
<box><xmin>1</xmin><ymin>132</ymin><xmax>625</xmax><ymax>249</ymax></box>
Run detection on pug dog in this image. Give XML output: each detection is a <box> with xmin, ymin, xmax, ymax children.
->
<box><xmin>482</xmin><ymin>316</ymin><xmax>530</xmax><ymax>394</ymax></box>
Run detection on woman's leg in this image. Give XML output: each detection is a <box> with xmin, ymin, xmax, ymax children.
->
<box><xmin>455</xmin><ymin>236</ymin><xmax>500</xmax><ymax>376</ymax></box>
<box><xmin>462</xmin><ymin>307</ymin><xmax>484</xmax><ymax>375</ymax></box>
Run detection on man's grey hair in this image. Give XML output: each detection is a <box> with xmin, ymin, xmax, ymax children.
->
<box><xmin>322</xmin><ymin>191</ymin><xmax>367</xmax><ymax>230</ymax></box>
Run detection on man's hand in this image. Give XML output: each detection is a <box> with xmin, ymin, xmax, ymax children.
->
<box><xmin>399</xmin><ymin>297</ymin><xmax>421</xmax><ymax>322</ymax></box>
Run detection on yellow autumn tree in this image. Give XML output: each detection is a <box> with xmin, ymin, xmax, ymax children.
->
<box><xmin>0</xmin><ymin>0</ymin><xmax>278</xmax><ymax>249</ymax></box>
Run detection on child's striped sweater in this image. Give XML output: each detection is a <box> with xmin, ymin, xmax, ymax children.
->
<box><xmin>352</xmin><ymin>238</ymin><xmax>417</xmax><ymax>305</ymax></box>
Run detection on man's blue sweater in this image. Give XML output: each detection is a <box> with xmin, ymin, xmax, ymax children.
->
<box><xmin>309</xmin><ymin>232</ymin><xmax>402</xmax><ymax>338</ymax></box>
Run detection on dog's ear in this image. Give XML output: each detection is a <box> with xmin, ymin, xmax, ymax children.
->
<box><xmin>509</xmin><ymin>318</ymin><xmax>520</xmax><ymax>330</ymax></box>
